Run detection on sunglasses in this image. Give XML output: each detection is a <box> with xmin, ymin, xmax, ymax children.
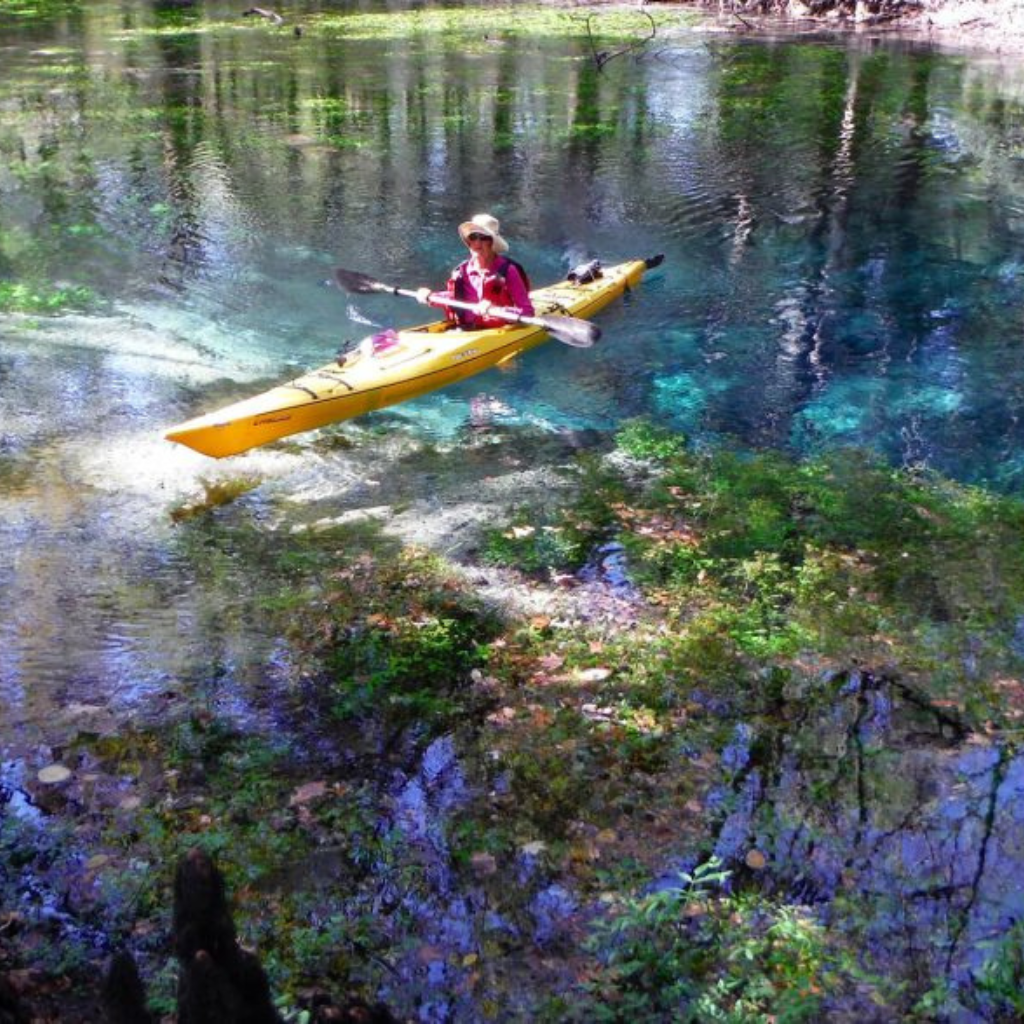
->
<box><xmin>466</xmin><ymin>232</ymin><xmax>492</xmax><ymax>242</ymax></box>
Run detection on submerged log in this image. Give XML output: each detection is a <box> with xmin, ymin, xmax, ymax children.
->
<box><xmin>243</xmin><ymin>6</ymin><xmax>285</xmax><ymax>25</ymax></box>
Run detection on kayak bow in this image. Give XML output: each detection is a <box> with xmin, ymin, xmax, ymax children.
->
<box><xmin>165</xmin><ymin>255</ymin><xmax>663</xmax><ymax>459</ymax></box>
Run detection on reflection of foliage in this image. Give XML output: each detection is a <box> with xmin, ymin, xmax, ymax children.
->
<box><xmin>716</xmin><ymin>44</ymin><xmax>852</xmax><ymax>141</ymax></box>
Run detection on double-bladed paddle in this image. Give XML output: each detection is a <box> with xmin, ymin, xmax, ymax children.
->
<box><xmin>334</xmin><ymin>266</ymin><xmax>601</xmax><ymax>348</ymax></box>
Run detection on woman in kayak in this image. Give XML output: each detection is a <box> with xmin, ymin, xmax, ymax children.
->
<box><xmin>417</xmin><ymin>214</ymin><xmax>534</xmax><ymax>329</ymax></box>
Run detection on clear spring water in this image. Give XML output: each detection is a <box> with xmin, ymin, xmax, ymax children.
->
<box><xmin>6</xmin><ymin>4</ymin><xmax>1024</xmax><ymax>1010</ymax></box>
<box><xmin>3</xmin><ymin>4</ymin><xmax>1024</xmax><ymax>736</ymax></box>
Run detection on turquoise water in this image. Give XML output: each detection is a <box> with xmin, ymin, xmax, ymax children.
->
<box><xmin>3</xmin><ymin>7</ymin><xmax>1024</xmax><ymax>488</ymax></box>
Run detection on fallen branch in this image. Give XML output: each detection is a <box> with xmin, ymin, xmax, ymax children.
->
<box><xmin>243</xmin><ymin>6</ymin><xmax>285</xmax><ymax>26</ymax></box>
<box><xmin>578</xmin><ymin>11</ymin><xmax>658</xmax><ymax>71</ymax></box>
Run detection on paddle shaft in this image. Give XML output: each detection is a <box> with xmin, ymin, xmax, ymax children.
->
<box><xmin>333</xmin><ymin>266</ymin><xmax>599</xmax><ymax>347</ymax></box>
<box><xmin>389</xmin><ymin>286</ymin><xmax>581</xmax><ymax>335</ymax></box>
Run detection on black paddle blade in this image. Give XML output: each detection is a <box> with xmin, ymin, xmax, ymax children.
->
<box><xmin>542</xmin><ymin>315</ymin><xmax>600</xmax><ymax>348</ymax></box>
<box><xmin>334</xmin><ymin>267</ymin><xmax>390</xmax><ymax>295</ymax></box>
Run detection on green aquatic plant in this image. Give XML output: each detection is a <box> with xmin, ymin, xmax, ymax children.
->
<box><xmin>615</xmin><ymin>418</ymin><xmax>687</xmax><ymax>463</ymax></box>
<box><xmin>481</xmin><ymin>511</ymin><xmax>582</xmax><ymax>576</ymax></box>
<box><xmin>275</xmin><ymin>544</ymin><xmax>504</xmax><ymax>729</ymax></box>
<box><xmin>0</xmin><ymin>281</ymin><xmax>93</xmax><ymax>313</ymax></box>
<box><xmin>64</xmin><ymin>712</ymin><xmax>398</xmax><ymax>1008</ymax></box>
<box><xmin>482</xmin><ymin>456</ymin><xmax>625</xmax><ymax>576</ymax></box>
<box><xmin>495</xmin><ymin>720</ymin><xmax>605</xmax><ymax>835</ymax></box>
<box><xmin>0</xmin><ymin>451</ymin><xmax>33</xmax><ymax>493</ymax></box>
<box><xmin>970</xmin><ymin>917</ymin><xmax>1024</xmax><ymax>1019</ymax></box>
<box><xmin>11</xmin><ymin>420</ymin><xmax>1024</xmax><ymax>1019</ymax></box>
<box><xmin>106</xmin><ymin>5</ymin><xmax>683</xmax><ymax>47</ymax></box>
<box><xmin>608</xmin><ymin>442</ymin><xmax>1024</xmax><ymax>682</ymax></box>
<box><xmin>0</xmin><ymin>791</ymin><xmax>98</xmax><ymax>979</ymax></box>
<box><xmin>578</xmin><ymin>858</ymin><xmax>867</xmax><ymax>1022</ymax></box>
<box><xmin>168</xmin><ymin>474</ymin><xmax>263</xmax><ymax>522</ymax></box>
<box><xmin>312</xmin><ymin>7</ymin><xmax>679</xmax><ymax>45</ymax></box>
<box><xmin>323</xmin><ymin>612</ymin><xmax>489</xmax><ymax>722</ymax></box>
<box><xmin>0</xmin><ymin>0</ymin><xmax>81</xmax><ymax>19</ymax></box>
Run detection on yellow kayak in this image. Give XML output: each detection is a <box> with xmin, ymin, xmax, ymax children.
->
<box><xmin>165</xmin><ymin>256</ymin><xmax>661</xmax><ymax>459</ymax></box>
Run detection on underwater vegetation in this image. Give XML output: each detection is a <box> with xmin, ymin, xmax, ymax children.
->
<box><xmin>6</xmin><ymin>423</ymin><xmax>1024</xmax><ymax>1019</ymax></box>
<box><xmin>0</xmin><ymin>0</ymin><xmax>81</xmax><ymax>20</ymax></box>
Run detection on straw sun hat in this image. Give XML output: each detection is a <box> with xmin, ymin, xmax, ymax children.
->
<box><xmin>458</xmin><ymin>213</ymin><xmax>509</xmax><ymax>254</ymax></box>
